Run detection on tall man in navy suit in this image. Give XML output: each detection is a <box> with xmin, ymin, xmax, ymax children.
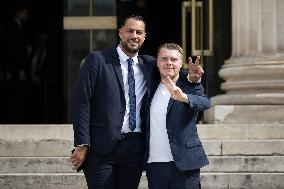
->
<box><xmin>70</xmin><ymin>15</ymin><xmax>203</xmax><ymax>189</ymax></box>
<box><xmin>145</xmin><ymin>43</ymin><xmax>211</xmax><ymax>189</ymax></box>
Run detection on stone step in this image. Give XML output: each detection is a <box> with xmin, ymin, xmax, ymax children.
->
<box><xmin>1</xmin><ymin>139</ymin><xmax>284</xmax><ymax>156</ymax></box>
<box><xmin>200</xmin><ymin>173</ymin><xmax>284</xmax><ymax>189</ymax></box>
<box><xmin>202</xmin><ymin>139</ymin><xmax>284</xmax><ymax>156</ymax></box>
<box><xmin>1</xmin><ymin>156</ymin><xmax>284</xmax><ymax>174</ymax></box>
<box><xmin>219</xmin><ymin>140</ymin><xmax>284</xmax><ymax>156</ymax></box>
<box><xmin>0</xmin><ymin>173</ymin><xmax>87</xmax><ymax>189</ymax></box>
<box><xmin>0</xmin><ymin>173</ymin><xmax>283</xmax><ymax>189</ymax></box>
<box><xmin>0</xmin><ymin>125</ymin><xmax>73</xmax><ymax>141</ymax></box>
<box><xmin>0</xmin><ymin>140</ymin><xmax>73</xmax><ymax>157</ymax></box>
<box><xmin>198</xmin><ymin>124</ymin><xmax>284</xmax><ymax>140</ymax></box>
<box><xmin>0</xmin><ymin>157</ymin><xmax>72</xmax><ymax>174</ymax></box>
<box><xmin>1</xmin><ymin>124</ymin><xmax>284</xmax><ymax>141</ymax></box>
<box><xmin>204</xmin><ymin>105</ymin><xmax>284</xmax><ymax>124</ymax></box>
<box><xmin>202</xmin><ymin>140</ymin><xmax>284</xmax><ymax>156</ymax></box>
<box><xmin>203</xmin><ymin>156</ymin><xmax>284</xmax><ymax>173</ymax></box>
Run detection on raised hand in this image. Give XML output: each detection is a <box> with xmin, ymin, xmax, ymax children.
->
<box><xmin>188</xmin><ymin>56</ymin><xmax>204</xmax><ymax>82</ymax></box>
<box><xmin>162</xmin><ymin>76</ymin><xmax>188</xmax><ymax>103</ymax></box>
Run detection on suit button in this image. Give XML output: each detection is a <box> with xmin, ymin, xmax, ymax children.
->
<box><xmin>167</xmin><ymin>129</ymin><xmax>172</xmax><ymax>132</ymax></box>
<box><xmin>120</xmin><ymin>111</ymin><xmax>124</xmax><ymax>115</ymax></box>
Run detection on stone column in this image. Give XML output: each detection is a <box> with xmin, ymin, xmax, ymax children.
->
<box><xmin>205</xmin><ymin>0</ymin><xmax>284</xmax><ymax>124</ymax></box>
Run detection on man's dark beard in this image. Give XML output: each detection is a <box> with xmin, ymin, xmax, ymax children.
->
<box><xmin>121</xmin><ymin>41</ymin><xmax>140</xmax><ymax>54</ymax></box>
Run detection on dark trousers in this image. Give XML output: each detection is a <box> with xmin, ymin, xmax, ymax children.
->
<box><xmin>83</xmin><ymin>135</ymin><xmax>145</xmax><ymax>189</ymax></box>
<box><xmin>146</xmin><ymin>162</ymin><xmax>201</xmax><ymax>189</ymax></box>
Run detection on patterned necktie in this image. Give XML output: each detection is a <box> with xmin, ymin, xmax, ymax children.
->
<box><xmin>127</xmin><ymin>58</ymin><xmax>136</xmax><ymax>131</ymax></box>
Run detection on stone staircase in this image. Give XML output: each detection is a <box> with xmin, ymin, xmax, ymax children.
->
<box><xmin>0</xmin><ymin>124</ymin><xmax>283</xmax><ymax>189</ymax></box>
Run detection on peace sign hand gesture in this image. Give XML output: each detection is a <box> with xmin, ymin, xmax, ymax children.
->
<box><xmin>187</xmin><ymin>56</ymin><xmax>204</xmax><ymax>83</ymax></box>
<box><xmin>162</xmin><ymin>76</ymin><xmax>189</xmax><ymax>103</ymax></box>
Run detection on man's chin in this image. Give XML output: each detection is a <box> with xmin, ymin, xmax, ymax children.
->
<box><xmin>124</xmin><ymin>46</ymin><xmax>138</xmax><ymax>54</ymax></box>
<box><xmin>161</xmin><ymin>74</ymin><xmax>173</xmax><ymax>79</ymax></box>
<box><xmin>165</xmin><ymin>73</ymin><xmax>175</xmax><ymax>78</ymax></box>
<box><xmin>128</xmin><ymin>46</ymin><xmax>139</xmax><ymax>52</ymax></box>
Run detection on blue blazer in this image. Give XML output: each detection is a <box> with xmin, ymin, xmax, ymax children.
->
<box><xmin>72</xmin><ymin>47</ymin><xmax>157</xmax><ymax>154</ymax></box>
<box><xmin>144</xmin><ymin>73</ymin><xmax>211</xmax><ymax>171</ymax></box>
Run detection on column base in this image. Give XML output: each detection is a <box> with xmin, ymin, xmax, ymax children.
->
<box><xmin>204</xmin><ymin>105</ymin><xmax>284</xmax><ymax>124</ymax></box>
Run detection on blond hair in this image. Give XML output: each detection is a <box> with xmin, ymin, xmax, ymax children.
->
<box><xmin>157</xmin><ymin>43</ymin><xmax>183</xmax><ymax>60</ymax></box>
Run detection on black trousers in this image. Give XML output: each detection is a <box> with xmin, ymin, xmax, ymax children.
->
<box><xmin>146</xmin><ymin>162</ymin><xmax>201</xmax><ymax>189</ymax></box>
<box><xmin>83</xmin><ymin>134</ymin><xmax>145</xmax><ymax>189</ymax></box>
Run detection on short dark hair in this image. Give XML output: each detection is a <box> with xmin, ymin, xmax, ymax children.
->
<box><xmin>119</xmin><ymin>15</ymin><xmax>146</xmax><ymax>29</ymax></box>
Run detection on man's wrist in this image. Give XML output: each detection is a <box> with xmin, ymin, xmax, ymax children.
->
<box><xmin>76</xmin><ymin>145</ymin><xmax>88</xmax><ymax>152</ymax></box>
<box><xmin>77</xmin><ymin>144</ymin><xmax>89</xmax><ymax>147</ymax></box>
<box><xmin>187</xmin><ymin>74</ymin><xmax>201</xmax><ymax>83</ymax></box>
<box><xmin>182</xmin><ymin>94</ymin><xmax>189</xmax><ymax>104</ymax></box>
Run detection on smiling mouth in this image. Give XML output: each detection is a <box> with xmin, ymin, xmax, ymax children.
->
<box><xmin>129</xmin><ymin>41</ymin><xmax>138</xmax><ymax>46</ymax></box>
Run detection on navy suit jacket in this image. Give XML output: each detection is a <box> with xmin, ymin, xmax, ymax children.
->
<box><xmin>144</xmin><ymin>73</ymin><xmax>211</xmax><ymax>171</ymax></box>
<box><xmin>72</xmin><ymin>47</ymin><xmax>157</xmax><ymax>154</ymax></box>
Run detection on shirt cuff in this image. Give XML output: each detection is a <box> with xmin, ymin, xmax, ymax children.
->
<box><xmin>187</xmin><ymin>75</ymin><xmax>201</xmax><ymax>83</ymax></box>
<box><xmin>76</xmin><ymin>144</ymin><xmax>89</xmax><ymax>147</ymax></box>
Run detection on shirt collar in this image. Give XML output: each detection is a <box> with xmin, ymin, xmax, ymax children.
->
<box><xmin>117</xmin><ymin>45</ymin><xmax>139</xmax><ymax>65</ymax></box>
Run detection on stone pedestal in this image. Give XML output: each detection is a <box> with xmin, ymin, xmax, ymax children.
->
<box><xmin>205</xmin><ymin>105</ymin><xmax>284</xmax><ymax>124</ymax></box>
<box><xmin>205</xmin><ymin>0</ymin><xmax>284</xmax><ymax>124</ymax></box>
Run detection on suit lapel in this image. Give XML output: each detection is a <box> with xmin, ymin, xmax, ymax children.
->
<box><xmin>110</xmin><ymin>48</ymin><xmax>124</xmax><ymax>92</ymax></box>
<box><xmin>138</xmin><ymin>56</ymin><xmax>151</xmax><ymax>91</ymax></box>
<box><xmin>167</xmin><ymin>98</ymin><xmax>175</xmax><ymax>113</ymax></box>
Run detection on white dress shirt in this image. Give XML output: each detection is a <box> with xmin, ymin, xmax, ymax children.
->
<box><xmin>117</xmin><ymin>46</ymin><xmax>147</xmax><ymax>133</ymax></box>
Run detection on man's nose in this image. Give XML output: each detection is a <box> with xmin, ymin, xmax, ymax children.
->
<box><xmin>166</xmin><ymin>60</ymin><xmax>172</xmax><ymax>66</ymax></box>
<box><xmin>131</xmin><ymin>32</ymin><xmax>138</xmax><ymax>38</ymax></box>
